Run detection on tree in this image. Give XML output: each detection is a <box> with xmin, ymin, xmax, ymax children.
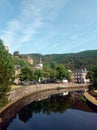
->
<box><xmin>91</xmin><ymin>66</ymin><xmax>97</xmax><ymax>89</ymax></box>
<box><xmin>13</xmin><ymin>51</ymin><xmax>20</xmax><ymax>56</ymax></box>
<box><xmin>34</xmin><ymin>69</ymin><xmax>44</xmax><ymax>82</ymax></box>
<box><xmin>50</xmin><ymin>69</ymin><xmax>57</xmax><ymax>81</ymax></box>
<box><xmin>43</xmin><ymin>64</ymin><xmax>51</xmax><ymax>79</ymax></box>
<box><xmin>56</xmin><ymin>64</ymin><xmax>70</xmax><ymax>80</ymax></box>
<box><xmin>87</xmin><ymin>71</ymin><xmax>94</xmax><ymax>82</ymax></box>
<box><xmin>88</xmin><ymin>66</ymin><xmax>97</xmax><ymax>90</ymax></box>
<box><xmin>0</xmin><ymin>39</ymin><xmax>15</xmax><ymax>97</ymax></box>
<box><xmin>13</xmin><ymin>55</ymin><xmax>30</xmax><ymax>68</ymax></box>
<box><xmin>19</xmin><ymin>66</ymin><xmax>34</xmax><ymax>83</ymax></box>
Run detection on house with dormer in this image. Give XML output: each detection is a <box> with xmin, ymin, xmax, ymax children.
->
<box><xmin>73</xmin><ymin>69</ymin><xmax>90</xmax><ymax>83</ymax></box>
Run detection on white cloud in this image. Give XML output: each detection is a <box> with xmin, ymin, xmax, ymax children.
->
<box><xmin>21</xmin><ymin>0</ymin><xmax>69</xmax><ymax>20</ymax></box>
<box><xmin>1</xmin><ymin>0</ymin><xmax>70</xmax><ymax>53</ymax></box>
<box><xmin>1</xmin><ymin>0</ymin><xmax>46</xmax><ymax>52</ymax></box>
<box><xmin>2</xmin><ymin>0</ymin><xmax>97</xmax><ymax>54</ymax></box>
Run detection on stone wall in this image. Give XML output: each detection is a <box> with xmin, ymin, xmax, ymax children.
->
<box><xmin>9</xmin><ymin>83</ymin><xmax>88</xmax><ymax>101</ymax></box>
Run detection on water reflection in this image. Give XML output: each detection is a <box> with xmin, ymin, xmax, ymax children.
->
<box><xmin>18</xmin><ymin>94</ymin><xmax>70</xmax><ymax>123</ymax></box>
<box><xmin>18</xmin><ymin>92</ymin><xmax>96</xmax><ymax>123</ymax></box>
<box><xmin>1</xmin><ymin>92</ymin><xmax>97</xmax><ymax>130</ymax></box>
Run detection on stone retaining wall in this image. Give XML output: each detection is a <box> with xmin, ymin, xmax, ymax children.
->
<box><xmin>9</xmin><ymin>83</ymin><xmax>88</xmax><ymax>101</ymax></box>
<box><xmin>0</xmin><ymin>83</ymin><xmax>88</xmax><ymax>114</ymax></box>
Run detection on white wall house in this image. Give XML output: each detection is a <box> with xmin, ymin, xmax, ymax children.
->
<box><xmin>73</xmin><ymin>69</ymin><xmax>90</xmax><ymax>84</ymax></box>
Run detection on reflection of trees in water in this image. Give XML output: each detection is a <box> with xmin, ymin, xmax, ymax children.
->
<box><xmin>18</xmin><ymin>92</ymin><xmax>96</xmax><ymax>123</ymax></box>
<box><xmin>1</xmin><ymin>92</ymin><xmax>96</xmax><ymax>130</ymax></box>
<box><xmin>1</xmin><ymin>115</ymin><xmax>17</xmax><ymax>130</ymax></box>
<box><xmin>18</xmin><ymin>94</ymin><xmax>71</xmax><ymax>123</ymax></box>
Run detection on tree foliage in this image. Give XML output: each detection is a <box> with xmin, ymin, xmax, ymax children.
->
<box><xmin>56</xmin><ymin>64</ymin><xmax>70</xmax><ymax>81</ymax></box>
<box><xmin>18</xmin><ymin>63</ymin><xmax>70</xmax><ymax>83</ymax></box>
<box><xmin>91</xmin><ymin>66</ymin><xmax>97</xmax><ymax>89</ymax></box>
<box><xmin>13</xmin><ymin>51</ymin><xmax>20</xmax><ymax>56</ymax></box>
<box><xmin>43</xmin><ymin>64</ymin><xmax>70</xmax><ymax>81</ymax></box>
<box><xmin>19</xmin><ymin>67</ymin><xmax>34</xmax><ymax>82</ymax></box>
<box><xmin>0</xmin><ymin>39</ymin><xmax>15</xmax><ymax>97</ymax></box>
<box><xmin>13</xmin><ymin>55</ymin><xmax>30</xmax><ymax>67</ymax></box>
<box><xmin>88</xmin><ymin>66</ymin><xmax>97</xmax><ymax>89</ymax></box>
<box><xmin>18</xmin><ymin>94</ymin><xmax>70</xmax><ymax>123</ymax></box>
<box><xmin>34</xmin><ymin>69</ymin><xmax>44</xmax><ymax>82</ymax></box>
<box><xmin>22</xmin><ymin>50</ymin><xmax>97</xmax><ymax>70</ymax></box>
<box><xmin>19</xmin><ymin>67</ymin><xmax>44</xmax><ymax>83</ymax></box>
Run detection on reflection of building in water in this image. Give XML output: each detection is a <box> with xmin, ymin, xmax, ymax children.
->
<box><xmin>70</xmin><ymin>92</ymin><xmax>94</xmax><ymax>112</ymax></box>
<box><xmin>62</xmin><ymin>91</ymin><xmax>69</xmax><ymax>96</ymax></box>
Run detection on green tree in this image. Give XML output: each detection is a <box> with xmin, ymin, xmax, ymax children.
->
<box><xmin>43</xmin><ymin>64</ymin><xmax>51</xmax><ymax>79</ymax></box>
<box><xmin>19</xmin><ymin>66</ymin><xmax>34</xmax><ymax>83</ymax></box>
<box><xmin>13</xmin><ymin>51</ymin><xmax>20</xmax><ymax>56</ymax></box>
<box><xmin>0</xmin><ymin>39</ymin><xmax>15</xmax><ymax>97</ymax></box>
<box><xmin>50</xmin><ymin>69</ymin><xmax>57</xmax><ymax>80</ymax></box>
<box><xmin>92</xmin><ymin>66</ymin><xmax>97</xmax><ymax>89</ymax></box>
<box><xmin>56</xmin><ymin>64</ymin><xmax>70</xmax><ymax>81</ymax></box>
<box><xmin>87</xmin><ymin>71</ymin><xmax>94</xmax><ymax>82</ymax></box>
<box><xmin>88</xmin><ymin>66</ymin><xmax>97</xmax><ymax>90</ymax></box>
<box><xmin>13</xmin><ymin>55</ymin><xmax>30</xmax><ymax>67</ymax></box>
<box><xmin>34</xmin><ymin>69</ymin><xmax>44</xmax><ymax>82</ymax></box>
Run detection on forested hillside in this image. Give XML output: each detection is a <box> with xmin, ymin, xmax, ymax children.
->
<box><xmin>21</xmin><ymin>50</ymin><xmax>97</xmax><ymax>70</ymax></box>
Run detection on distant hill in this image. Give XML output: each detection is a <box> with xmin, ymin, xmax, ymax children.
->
<box><xmin>21</xmin><ymin>50</ymin><xmax>97</xmax><ymax>70</ymax></box>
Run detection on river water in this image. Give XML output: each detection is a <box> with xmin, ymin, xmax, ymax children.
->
<box><xmin>2</xmin><ymin>92</ymin><xmax>97</xmax><ymax>130</ymax></box>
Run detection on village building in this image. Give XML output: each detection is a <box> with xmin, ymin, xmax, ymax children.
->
<box><xmin>21</xmin><ymin>55</ymin><xmax>33</xmax><ymax>65</ymax></box>
<box><xmin>14</xmin><ymin>65</ymin><xmax>21</xmax><ymax>84</ymax></box>
<box><xmin>14</xmin><ymin>65</ymin><xmax>21</xmax><ymax>75</ymax></box>
<box><xmin>73</xmin><ymin>69</ymin><xmax>90</xmax><ymax>83</ymax></box>
<box><xmin>26</xmin><ymin>55</ymin><xmax>33</xmax><ymax>65</ymax></box>
<box><xmin>4</xmin><ymin>45</ymin><xmax>9</xmax><ymax>51</ymax></box>
<box><xmin>34</xmin><ymin>57</ymin><xmax>43</xmax><ymax>69</ymax></box>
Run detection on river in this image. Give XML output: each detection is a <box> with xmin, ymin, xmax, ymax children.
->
<box><xmin>1</xmin><ymin>92</ymin><xmax>97</xmax><ymax>130</ymax></box>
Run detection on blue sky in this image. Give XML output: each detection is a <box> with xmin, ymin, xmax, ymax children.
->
<box><xmin>0</xmin><ymin>0</ymin><xmax>97</xmax><ymax>54</ymax></box>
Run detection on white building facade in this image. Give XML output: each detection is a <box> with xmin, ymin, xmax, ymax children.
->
<box><xmin>73</xmin><ymin>69</ymin><xmax>90</xmax><ymax>83</ymax></box>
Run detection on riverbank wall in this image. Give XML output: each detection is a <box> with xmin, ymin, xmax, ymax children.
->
<box><xmin>84</xmin><ymin>92</ymin><xmax>97</xmax><ymax>111</ymax></box>
<box><xmin>0</xmin><ymin>83</ymin><xmax>88</xmax><ymax>114</ymax></box>
<box><xmin>0</xmin><ymin>83</ymin><xmax>88</xmax><ymax>129</ymax></box>
<box><xmin>9</xmin><ymin>83</ymin><xmax>88</xmax><ymax>101</ymax></box>
<box><xmin>0</xmin><ymin>89</ymin><xmax>69</xmax><ymax>129</ymax></box>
